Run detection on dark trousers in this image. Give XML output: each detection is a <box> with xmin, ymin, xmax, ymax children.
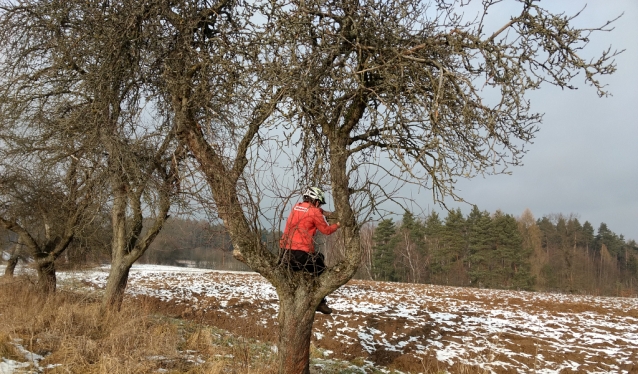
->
<box><xmin>279</xmin><ymin>249</ymin><xmax>326</xmax><ymax>276</ymax></box>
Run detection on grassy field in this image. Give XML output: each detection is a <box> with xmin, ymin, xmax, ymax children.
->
<box><xmin>0</xmin><ymin>277</ymin><xmax>286</xmax><ymax>373</ymax></box>
<box><xmin>0</xmin><ymin>272</ymin><xmax>411</xmax><ymax>374</ymax></box>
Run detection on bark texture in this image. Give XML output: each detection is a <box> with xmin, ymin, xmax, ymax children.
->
<box><xmin>4</xmin><ymin>239</ymin><xmax>24</xmax><ymax>277</ymax></box>
<box><xmin>35</xmin><ymin>258</ymin><xmax>56</xmax><ymax>294</ymax></box>
<box><xmin>102</xmin><ymin>262</ymin><xmax>131</xmax><ymax>311</ymax></box>
<box><xmin>101</xmin><ymin>177</ymin><xmax>173</xmax><ymax>312</ymax></box>
<box><xmin>276</xmin><ymin>285</ymin><xmax>318</xmax><ymax>374</ymax></box>
<box><xmin>4</xmin><ymin>256</ymin><xmax>18</xmax><ymax>277</ymax></box>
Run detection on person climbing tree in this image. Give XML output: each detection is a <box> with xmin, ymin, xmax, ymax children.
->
<box><xmin>279</xmin><ymin>187</ymin><xmax>341</xmax><ymax>314</ymax></box>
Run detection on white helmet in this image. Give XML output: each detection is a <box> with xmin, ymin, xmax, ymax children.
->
<box><xmin>303</xmin><ymin>187</ymin><xmax>326</xmax><ymax>205</ymax></box>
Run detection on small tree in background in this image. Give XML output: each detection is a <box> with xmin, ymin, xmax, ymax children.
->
<box><xmin>517</xmin><ymin>209</ymin><xmax>543</xmax><ymax>289</ymax></box>
<box><xmin>468</xmin><ymin>207</ymin><xmax>493</xmax><ymax>287</ymax></box>
<box><xmin>0</xmin><ymin>152</ymin><xmax>103</xmax><ymax>292</ymax></box>
<box><xmin>441</xmin><ymin>209</ymin><xmax>467</xmax><ymax>284</ymax></box>
<box><xmin>424</xmin><ymin>211</ymin><xmax>444</xmax><ymax>282</ymax></box>
<box><xmin>397</xmin><ymin>211</ymin><xmax>426</xmax><ymax>283</ymax></box>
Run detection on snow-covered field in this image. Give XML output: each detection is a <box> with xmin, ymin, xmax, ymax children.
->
<box><xmin>6</xmin><ymin>264</ymin><xmax>638</xmax><ymax>373</ymax></box>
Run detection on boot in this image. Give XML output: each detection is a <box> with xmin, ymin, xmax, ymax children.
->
<box><xmin>316</xmin><ymin>299</ymin><xmax>332</xmax><ymax>315</ymax></box>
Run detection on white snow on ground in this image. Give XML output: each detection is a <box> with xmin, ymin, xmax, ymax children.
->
<box><xmin>0</xmin><ymin>339</ymin><xmax>59</xmax><ymax>374</ymax></box>
<box><xmin>0</xmin><ymin>359</ymin><xmax>30</xmax><ymax>374</ymax></box>
<box><xmin>5</xmin><ymin>264</ymin><xmax>638</xmax><ymax>373</ymax></box>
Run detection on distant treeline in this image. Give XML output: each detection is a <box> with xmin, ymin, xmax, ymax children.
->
<box><xmin>347</xmin><ymin>207</ymin><xmax>638</xmax><ymax>296</ymax></box>
<box><xmin>2</xmin><ymin>208</ymin><xmax>636</xmax><ymax>296</ymax></box>
<box><xmin>138</xmin><ymin>219</ymin><xmax>252</xmax><ymax>272</ymax></box>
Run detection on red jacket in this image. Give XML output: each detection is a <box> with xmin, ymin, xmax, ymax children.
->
<box><xmin>280</xmin><ymin>202</ymin><xmax>339</xmax><ymax>253</ymax></box>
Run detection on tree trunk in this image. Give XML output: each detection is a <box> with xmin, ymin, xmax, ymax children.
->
<box><xmin>276</xmin><ymin>288</ymin><xmax>319</xmax><ymax>374</ymax></box>
<box><xmin>35</xmin><ymin>258</ymin><xmax>56</xmax><ymax>294</ymax></box>
<box><xmin>101</xmin><ymin>261</ymin><xmax>131</xmax><ymax>312</ymax></box>
<box><xmin>4</xmin><ymin>239</ymin><xmax>23</xmax><ymax>277</ymax></box>
<box><xmin>4</xmin><ymin>255</ymin><xmax>18</xmax><ymax>277</ymax></box>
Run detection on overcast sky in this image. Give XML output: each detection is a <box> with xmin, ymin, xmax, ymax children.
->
<box><xmin>428</xmin><ymin>1</ymin><xmax>638</xmax><ymax>241</ymax></box>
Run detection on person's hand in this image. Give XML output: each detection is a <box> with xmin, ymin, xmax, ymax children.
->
<box><xmin>336</xmin><ymin>222</ymin><xmax>341</xmax><ymax>228</ymax></box>
<box><xmin>324</xmin><ymin>210</ymin><xmax>338</xmax><ymax>224</ymax></box>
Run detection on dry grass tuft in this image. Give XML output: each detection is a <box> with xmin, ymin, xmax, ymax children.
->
<box><xmin>0</xmin><ymin>276</ymin><xmax>279</xmax><ymax>374</ymax></box>
<box><xmin>0</xmin><ymin>331</ymin><xmax>20</xmax><ymax>361</ymax></box>
<box><xmin>184</xmin><ymin>328</ymin><xmax>216</xmax><ymax>353</ymax></box>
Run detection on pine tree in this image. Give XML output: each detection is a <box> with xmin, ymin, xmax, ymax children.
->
<box><xmin>537</xmin><ymin>217</ymin><xmax>559</xmax><ymax>253</ymax></box>
<box><xmin>555</xmin><ymin>215</ymin><xmax>573</xmax><ymax>290</ymax></box>
<box><xmin>467</xmin><ymin>208</ymin><xmax>492</xmax><ymax>287</ymax></box>
<box><xmin>438</xmin><ymin>209</ymin><xmax>467</xmax><ymax>285</ymax></box>
<box><xmin>423</xmin><ymin>212</ymin><xmax>444</xmax><ymax>282</ymax></box>
<box><xmin>581</xmin><ymin>221</ymin><xmax>595</xmax><ymax>251</ymax></box>
<box><xmin>536</xmin><ymin>216</ymin><xmax>560</xmax><ymax>289</ymax></box>
<box><xmin>466</xmin><ymin>205</ymin><xmax>486</xmax><ymax>230</ymax></box>
<box><xmin>498</xmin><ymin>213</ymin><xmax>533</xmax><ymax>290</ymax></box>
<box><xmin>567</xmin><ymin>218</ymin><xmax>583</xmax><ymax>249</ymax></box>
<box><xmin>596</xmin><ymin>222</ymin><xmax>623</xmax><ymax>257</ymax></box>
<box><xmin>372</xmin><ymin>219</ymin><xmax>398</xmax><ymax>281</ymax></box>
<box><xmin>474</xmin><ymin>211</ymin><xmax>532</xmax><ymax>290</ymax></box>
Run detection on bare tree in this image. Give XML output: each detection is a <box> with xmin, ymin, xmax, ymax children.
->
<box><xmin>518</xmin><ymin>208</ymin><xmax>545</xmax><ymax>288</ymax></box>
<box><xmin>1</xmin><ymin>0</ymin><xmax>621</xmax><ymax>371</ymax></box>
<box><xmin>101</xmin><ymin>136</ymin><xmax>182</xmax><ymax>311</ymax></box>
<box><xmin>0</xmin><ymin>149</ymin><xmax>103</xmax><ymax>292</ymax></box>
<box><xmin>0</xmin><ymin>3</ymin><xmax>110</xmax><ymax>286</ymax></box>
<box><xmin>0</xmin><ymin>0</ymin><xmax>182</xmax><ymax>306</ymax></box>
<box><xmin>47</xmin><ymin>1</ymin><xmax>184</xmax><ymax>311</ymax></box>
<box><xmin>398</xmin><ymin>229</ymin><xmax>421</xmax><ymax>283</ymax></box>
<box><xmin>358</xmin><ymin>222</ymin><xmax>375</xmax><ymax>279</ymax></box>
<box><xmin>258</xmin><ymin>0</ymin><xmax>620</xmax><ymax>371</ymax></box>
<box><xmin>146</xmin><ymin>1</ymin><xmax>356</xmax><ymax>371</ymax></box>
<box><xmin>156</xmin><ymin>0</ymin><xmax>620</xmax><ymax>372</ymax></box>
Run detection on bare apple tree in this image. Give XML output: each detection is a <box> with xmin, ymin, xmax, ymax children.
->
<box><xmin>248</xmin><ymin>0</ymin><xmax>620</xmax><ymax>372</ymax></box>
<box><xmin>150</xmin><ymin>0</ymin><xmax>620</xmax><ymax>372</ymax></box>
<box><xmin>0</xmin><ymin>0</ymin><xmax>183</xmax><ymax>307</ymax></box>
<box><xmin>0</xmin><ymin>138</ymin><xmax>105</xmax><ymax>292</ymax></box>
<box><xmin>0</xmin><ymin>1</ymin><xmax>109</xmax><ymax>290</ymax></box>
<box><xmin>145</xmin><ymin>1</ymin><xmax>351</xmax><ymax>371</ymax></box>
<box><xmin>1</xmin><ymin>0</ymin><xmax>621</xmax><ymax>371</ymax></box>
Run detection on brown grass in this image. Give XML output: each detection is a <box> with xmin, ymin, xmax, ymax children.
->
<box><xmin>0</xmin><ymin>274</ymin><xmax>527</xmax><ymax>374</ymax></box>
<box><xmin>0</xmin><ymin>276</ymin><xmax>278</xmax><ymax>374</ymax></box>
<box><xmin>0</xmin><ymin>331</ymin><xmax>21</xmax><ymax>361</ymax></box>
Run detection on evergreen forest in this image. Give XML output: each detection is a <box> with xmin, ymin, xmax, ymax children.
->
<box><xmin>358</xmin><ymin>208</ymin><xmax>638</xmax><ymax>296</ymax></box>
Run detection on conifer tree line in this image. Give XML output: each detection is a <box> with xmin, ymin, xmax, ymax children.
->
<box><xmin>349</xmin><ymin>208</ymin><xmax>638</xmax><ymax>296</ymax></box>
